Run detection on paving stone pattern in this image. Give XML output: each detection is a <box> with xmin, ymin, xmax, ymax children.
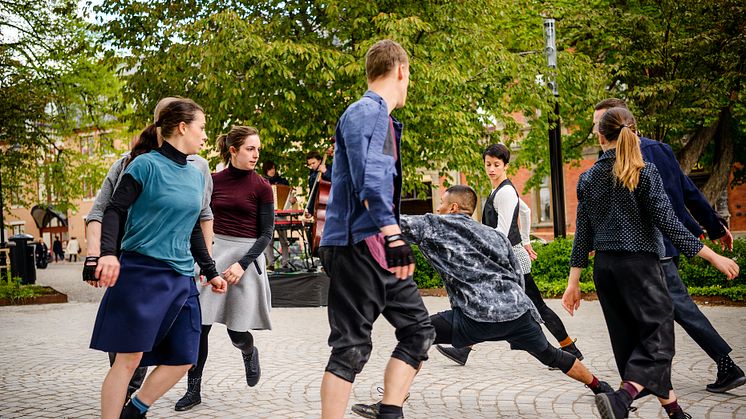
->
<box><xmin>0</xmin><ymin>263</ymin><xmax>744</xmax><ymax>418</ymax></box>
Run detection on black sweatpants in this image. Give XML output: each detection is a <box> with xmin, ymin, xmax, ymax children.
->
<box><xmin>594</xmin><ymin>251</ymin><xmax>675</xmax><ymax>398</ymax></box>
<box><xmin>319</xmin><ymin>242</ymin><xmax>435</xmax><ymax>383</ymax></box>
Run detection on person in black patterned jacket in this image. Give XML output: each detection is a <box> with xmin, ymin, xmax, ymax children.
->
<box><xmin>562</xmin><ymin>107</ymin><xmax>739</xmax><ymax>419</ymax></box>
<box><xmin>350</xmin><ymin>185</ymin><xmax>615</xmax><ymax>419</ymax></box>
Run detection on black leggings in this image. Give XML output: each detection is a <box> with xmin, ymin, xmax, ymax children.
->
<box><xmin>188</xmin><ymin>324</ymin><xmax>255</xmax><ymax>379</ymax></box>
<box><xmin>523</xmin><ymin>272</ymin><xmax>570</xmax><ymax>343</ymax></box>
<box><xmin>429</xmin><ymin>313</ymin><xmax>575</xmax><ymax>373</ymax></box>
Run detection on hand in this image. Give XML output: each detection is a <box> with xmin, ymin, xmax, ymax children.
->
<box><xmin>385</xmin><ymin>238</ymin><xmax>415</xmax><ymax>280</ymax></box>
<box><xmin>318</xmin><ymin>163</ymin><xmax>327</xmax><ymax>174</ymax></box>
<box><xmin>222</xmin><ymin>262</ymin><xmax>245</xmax><ymax>284</ymax></box>
<box><xmin>207</xmin><ymin>276</ymin><xmax>228</xmax><ymax>293</ymax></box>
<box><xmin>561</xmin><ymin>282</ymin><xmax>581</xmax><ymax>316</ymax></box>
<box><xmin>718</xmin><ymin>229</ymin><xmax>734</xmax><ymax>252</ymax></box>
<box><xmin>711</xmin><ymin>254</ymin><xmax>740</xmax><ymax>280</ymax></box>
<box><xmin>95</xmin><ymin>255</ymin><xmax>120</xmax><ymax>288</ymax></box>
<box><xmin>524</xmin><ymin>244</ymin><xmax>538</xmax><ymax>261</ymax></box>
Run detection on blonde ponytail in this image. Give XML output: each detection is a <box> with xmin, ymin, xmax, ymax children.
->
<box><xmin>598</xmin><ymin>107</ymin><xmax>644</xmax><ymax>191</ymax></box>
<box><xmin>613</xmin><ymin>126</ymin><xmax>645</xmax><ymax>191</ymax></box>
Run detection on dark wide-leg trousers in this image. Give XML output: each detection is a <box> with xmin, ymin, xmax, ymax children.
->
<box><xmin>662</xmin><ymin>258</ymin><xmax>731</xmax><ymax>361</ymax></box>
<box><xmin>594</xmin><ymin>251</ymin><xmax>675</xmax><ymax>398</ymax></box>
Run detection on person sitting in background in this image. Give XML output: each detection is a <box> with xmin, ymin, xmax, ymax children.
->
<box><xmin>262</xmin><ymin>160</ymin><xmax>290</xmax><ymax>186</ymax></box>
<box><xmin>305</xmin><ymin>149</ymin><xmax>332</xmax><ymax>217</ymax></box>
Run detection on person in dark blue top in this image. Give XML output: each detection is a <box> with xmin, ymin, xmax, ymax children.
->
<box><xmin>563</xmin><ymin>106</ymin><xmax>739</xmax><ymax>419</ymax></box>
<box><xmin>317</xmin><ymin>40</ymin><xmax>435</xmax><ymax>419</ymax></box>
<box><xmin>593</xmin><ymin>98</ymin><xmax>744</xmax><ymax>394</ymax></box>
<box><xmin>89</xmin><ymin>98</ymin><xmax>228</xmax><ymax>419</ymax></box>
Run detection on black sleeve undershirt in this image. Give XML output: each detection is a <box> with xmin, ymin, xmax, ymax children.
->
<box><xmin>237</xmin><ymin>203</ymin><xmax>275</xmax><ymax>270</ymax></box>
<box><xmin>191</xmin><ymin>222</ymin><xmax>219</xmax><ymax>279</ymax></box>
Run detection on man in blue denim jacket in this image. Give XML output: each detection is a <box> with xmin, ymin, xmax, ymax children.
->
<box><xmin>593</xmin><ymin>99</ymin><xmax>744</xmax><ymax>394</ymax></box>
<box><xmin>317</xmin><ymin>40</ymin><xmax>435</xmax><ymax>419</ymax></box>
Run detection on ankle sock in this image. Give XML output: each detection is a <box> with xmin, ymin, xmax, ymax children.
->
<box><xmin>662</xmin><ymin>399</ymin><xmax>681</xmax><ymax>414</ymax></box>
<box><xmin>717</xmin><ymin>355</ymin><xmax>736</xmax><ymax>374</ymax></box>
<box><xmin>587</xmin><ymin>376</ymin><xmax>600</xmax><ymax>390</ymax></box>
<box><xmin>130</xmin><ymin>396</ymin><xmax>150</xmax><ymax>414</ymax></box>
<box><xmin>621</xmin><ymin>381</ymin><xmax>639</xmax><ymax>399</ymax></box>
<box><xmin>379</xmin><ymin>403</ymin><xmax>403</xmax><ymax>416</ymax></box>
<box><xmin>559</xmin><ymin>337</ymin><xmax>574</xmax><ymax>347</ymax></box>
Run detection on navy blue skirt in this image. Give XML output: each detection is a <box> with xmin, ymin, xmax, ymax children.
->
<box><xmin>90</xmin><ymin>251</ymin><xmax>201</xmax><ymax>366</ymax></box>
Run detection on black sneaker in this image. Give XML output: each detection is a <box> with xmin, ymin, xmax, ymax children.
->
<box><xmin>174</xmin><ymin>377</ymin><xmax>202</xmax><ymax>411</ymax></box>
<box><xmin>351</xmin><ymin>402</ymin><xmax>380</xmax><ymax>419</ymax></box>
<box><xmin>120</xmin><ymin>401</ymin><xmax>146</xmax><ymax>419</ymax></box>
<box><xmin>243</xmin><ymin>346</ymin><xmax>261</xmax><ymax>387</ymax></box>
<box><xmin>667</xmin><ymin>409</ymin><xmax>692</xmax><ymax>419</ymax></box>
<box><xmin>351</xmin><ymin>387</ymin><xmax>409</xmax><ymax>419</ymax></box>
<box><xmin>588</xmin><ymin>380</ymin><xmax>615</xmax><ymax>395</ymax></box>
<box><xmin>706</xmin><ymin>364</ymin><xmax>746</xmax><ymax>393</ymax></box>
<box><xmin>435</xmin><ymin>345</ymin><xmax>472</xmax><ymax>366</ymax></box>
<box><xmin>562</xmin><ymin>340</ymin><xmax>584</xmax><ymax>361</ymax></box>
<box><xmin>595</xmin><ymin>389</ymin><xmax>633</xmax><ymax>419</ymax></box>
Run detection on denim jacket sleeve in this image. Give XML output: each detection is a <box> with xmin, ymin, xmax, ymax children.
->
<box><xmin>343</xmin><ymin>100</ymin><xmax>398</xmax><ymax>229</ymax></box>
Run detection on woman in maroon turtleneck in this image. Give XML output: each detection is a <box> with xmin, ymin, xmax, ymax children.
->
<box><xmin>175</xmin><ymin>126</ymin><xmax>275</xmax><ymax>411</ymax></box>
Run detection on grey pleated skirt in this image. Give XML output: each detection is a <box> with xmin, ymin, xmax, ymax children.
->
<box><xmin>199</xmin><ymin>234</ymin><xmax>272</xmax><ymax>331</ymax></box>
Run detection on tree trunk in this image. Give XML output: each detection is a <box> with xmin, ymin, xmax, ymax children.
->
<box><xmin>701</xmin><ymin>108</ymin><xmax>735</xmax><ymax>205</ymax></box>
<box><xmin>676</xmin><ymin>113</ymin><xmax>720</xmax><ymax>175</ymax></box>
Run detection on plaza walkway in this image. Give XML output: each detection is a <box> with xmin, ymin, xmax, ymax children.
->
<box><xmin>0</xmin><ymin>263</ymin><xmax>744</xmax><ymax>418</ymax></box>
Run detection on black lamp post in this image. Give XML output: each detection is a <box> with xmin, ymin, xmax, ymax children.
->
<box><xmin>544</xmin><ymin>18</ymin><xmax>567</xmax><ymax>238</ymax></box>
<box><xmin>0</xmin><ymin>143</ymin><xmax>22</xmax><ymax>245</ymax></box>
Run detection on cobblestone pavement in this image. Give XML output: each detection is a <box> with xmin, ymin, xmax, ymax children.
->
<box><xmin>1</xmin><ymin>263</ymin><xmax>744</xmax><ymax>418</ymax></box>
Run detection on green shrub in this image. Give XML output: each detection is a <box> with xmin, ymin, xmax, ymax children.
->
<box><xmin>0</xmin><ymin>277</ymin><xmax>52</xmax><ymax>301</ymax></box>
<box><xmin>412</xmin><ymin>235</ymin><xmax>745</xmax><ymax>301</ymax></box>
<box><xmin>412</xmin><ymin>245</ymin><xmax>443</xmax><ymax>289</ymax></box>
<box><xmin>677</xmin><ymin>239</ymin><xmax>745</xmax><ymax>287</ymax></box>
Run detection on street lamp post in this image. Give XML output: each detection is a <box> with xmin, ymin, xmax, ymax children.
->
<box><xmin>544</xmin><ymin>18</ymin><xmax>567</xmax><ymax>238</ymax></box>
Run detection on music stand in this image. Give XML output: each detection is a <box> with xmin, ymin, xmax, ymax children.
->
<box><xmin>274</xmin><ymin>209</ymin><xmax>316</xmax><ymax>271</ymax></box>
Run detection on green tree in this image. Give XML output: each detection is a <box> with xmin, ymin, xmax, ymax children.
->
<box><xmin>1</xmin><ymin>0</ymin><xmax>127</xmax><ymax>215</ymax></box>
<box><xmin>94</xmin><ymin>0</ymin><xmax>606</xmax><ymax>196</ymax></box>
<box><xmin>558</xmin><ymin>0</ymin><xmax>746</xmax><ymax>205</ymax></box>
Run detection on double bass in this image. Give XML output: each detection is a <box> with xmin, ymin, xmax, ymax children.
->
<box><xmin>309</xmin><ymin>143</ymin><xmax>334</xmax><ymax>256</ymax></box>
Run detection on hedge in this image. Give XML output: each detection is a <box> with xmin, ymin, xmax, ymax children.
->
<box><xmin>413</xmin><ymin>237</ymin><xmax>746</xmax><ymax>301</ymax></box>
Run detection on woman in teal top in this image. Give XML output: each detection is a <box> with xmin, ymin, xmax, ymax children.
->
<box><xmin>90</xmin><ymin>98</ymin><xmax>227</xmax><ymax>419</ymax></box>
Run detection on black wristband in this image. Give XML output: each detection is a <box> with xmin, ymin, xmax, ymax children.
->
<box><xmin>83</xmin><ymin>256</ymin><xmax>99</xmax><ymax>281</ymax></box>
<box><xmin>384</xmin><ymin>234</ymin><xmax>405</xmax><ymax>246</ymax></box>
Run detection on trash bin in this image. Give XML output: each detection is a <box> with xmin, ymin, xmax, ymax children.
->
<box><xmin>9</xmin><ymin>233</ymin><xmax>36</xmax><ymax>285</ymax></box>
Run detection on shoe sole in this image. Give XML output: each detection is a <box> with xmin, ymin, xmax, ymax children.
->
<box><xmin>706</xmin><ymin>375</ymin><xmax>746</xmax><ymax>393</ymax></box>
<box><xmin>435</xmin><ymin>346</ymin><xmax>467</xmax><ymax>366</ymax></box>
<box><xmin>174</xmin><ymin>400</ymin><xmax>201</xmax><ymax>411</ymax></box>
<box><xmin>350</xmin><ymin>404</ymin><xmax>377</xmax><ymax>419</ymax></box>
<box><xmin>595</xmin><ymin>393</ymin><xmax>615</xmax><ymax>419</ymax></box>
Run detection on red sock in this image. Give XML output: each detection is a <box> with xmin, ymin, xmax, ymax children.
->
<box><xmin>662</xmin><ymin>400</ymin><xmax>681</xmax><ymax>414</ymax></box>
<box><xmin>621</xmin><ymin>381</ymin><xmax>639</xmax><ymax>399</ymax></box>
<box><xmin>588</xmin><ymin>376</ymin><xmax>600</xmax><ymax>389</ymax></box>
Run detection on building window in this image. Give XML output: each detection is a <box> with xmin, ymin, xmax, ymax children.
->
<box><xmin>534</xmin><ymin>176</ymin><xmax>552</xmax><ymax>224</ymax></box>
<box><xmin>10</xmin><ymin>222</ymin><xmax>25</xmax><ymax>236</ymax></box>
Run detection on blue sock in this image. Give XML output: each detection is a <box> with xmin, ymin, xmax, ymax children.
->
<box><xmin>130</xmin><ymin>395</ymin><xmax>150</xmax><ymax>413</ymax></box>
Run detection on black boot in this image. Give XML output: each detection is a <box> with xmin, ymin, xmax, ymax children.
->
<box><xmin>706</xmin><ymin>355</ymin><xmax>746</xmax><ymax>393</ymax></box>
<box><xmin>434</xmin><ymin>345</ymin><xmax>472</xmax><ymax>366</ymax></box>
<box><xmin>174</xmin><ymin>377</ymin><xmax>202</xmax><ymax>411</ymax></box>
<box><xmin>243</xmin><ymin>346</ymin><xmax>261</xmax><ymax>387</ymax></box>
<box><xmin>120</xmin><ymin>400</ymin><xmax>146</xmax><ymax>419</ymax></box>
